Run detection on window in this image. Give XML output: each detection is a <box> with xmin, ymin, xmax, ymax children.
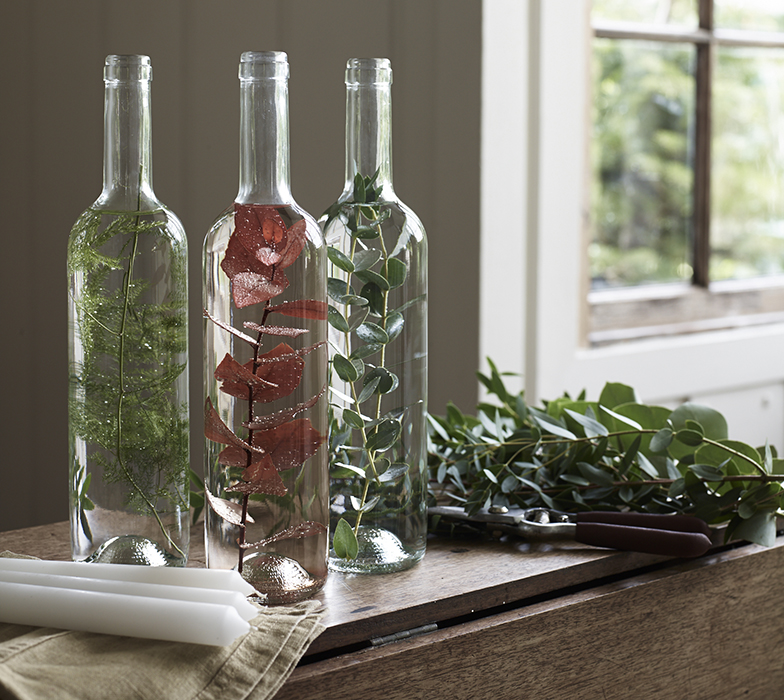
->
<box><xmin>589</xmin><ymin>0</ymin><xmax>784</xmax><ymax>345</ymax></box>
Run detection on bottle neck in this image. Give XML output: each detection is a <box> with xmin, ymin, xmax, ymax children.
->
<box><xmin>99</xmin><ymin>55</ymin><xmax>156</xmax><ymax>210</ymax></box>
<box><xmin>344</xmin><ymin>58</ymin><xmax>394</xmax><ymax>201</ymax></box>
<box><xmin>236</xmin><ymin>52</ymin><xmax>292</xmax><ymax>205</ymax></box>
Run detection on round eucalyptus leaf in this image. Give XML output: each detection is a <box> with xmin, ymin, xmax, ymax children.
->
<box><xmin>356</xmin><ymin>268</ymin><xmax>390</xmax><ymax>291</ymax></box>
<box><xmin>372</xmin><ymin>457</ymin><xmax>391</xmax><ymax>478</ymax></box>
<box><xmin>356</xmin><ymin>376</ymin><xmax>380</xmax><ymax>404</ymax></box>
<box><xmin>327</xmin><ymin>305</ymin><xmax>350</xmax><ymax>333</ymax></box>
<box><xmin>353</xmin><ymin>249</ymin><xmax>382</xmax><ymax>271</ymax></box>
<box><xmin>356</xmin><ymin>321</ymin><xmax>389</xmax><ymax>344</ymax></box>
<box><xmin>328</xmin><ymin>277</ymin><xmax>354</xmax><ymax>303</ymax></box>
<box><xmin>675</xmin><ymin>429</ymin><xmax>703</xmax><ymax>447</ymax></box>
<box><xmin>364</xmin><ymin>366</ymin><xmax>398</xmax><ymax>394</ymax></box>
<box><xmin>378</xmin><ymin>462</ymin><xmax>410</xmax><ymax>483</ymax></box>
<box><xmin>333</xmin><ymin>518</ymin><xmax>358</xmax><ymax>560</ymax></box>
<box><xmin>348</xmin><ymin>307</ymin><xmax>370</xmax><ymax>331</ymax></box>
<box><xmin>342</xmin><ymin>409</ymin><xmax>364</xmax><ymax>429</ymax></box>
<box><xmin>333</xmin><ymin>353</ymin><xmax>359</xmax><ymax>382</ymax></box>
<box><xmin>366</xmin><ymin>418</ymin><xmax>402</xmax><ymax>452</ymax></box>
<box><xmin>385</xmin><ymin>312</ymin><xmax>404</xmax><ymax>341</ymax></box>
<box><xmin>350</xmin><ymin>343</ymin><xmax>383</xmax><ymax>360</ymax></box>
<box><xmin>361</xmin><ymin>282</ymin><xmax>385</xmax><ymax>316</ymax></box>
<box><xmin>384</xmin><ymin>258</ymin><xmax>407</xmax><ymax>288</ymax></box>
<box><xmin>327</xmin><ymin>247</ymin><xmax>355</xmax><ymax>273</ymax></box>
<box><xmin>351</xmin><ymin>225</ymin><xmax>380</xmax><ymax>240</ymax></box>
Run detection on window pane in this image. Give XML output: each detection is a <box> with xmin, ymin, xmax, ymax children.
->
<box><xmin>712</xmin><ymin>46</ymin><xmax>784</xmax><ymax>280</ymax></box>
<box><xmin>592</xmin><ymin>0</ymin><xmax>697</xmax><ymax>27</ymax></box>
<box><xmin>715</xmin><ymin>1</ymin><xmax>784</xmax><ymax>32</ymax></box>
<box><xmin>591</xmin><ymin>39</ymin><xmax>695</xmax><ymax>288</ymax></box>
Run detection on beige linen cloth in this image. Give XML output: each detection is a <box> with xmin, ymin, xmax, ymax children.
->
<box><xmin>0</xmin><ymin>553</ymin><xmax>325</xmax><ymax>700</ymax></box>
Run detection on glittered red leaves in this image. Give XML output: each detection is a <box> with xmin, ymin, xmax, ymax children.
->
<box><xmin>205</xmin><ymin>204</ymin><xmax>327</xmax><ymax>566</ymax></box>
<box><xmin>215</xmin><ymin>343</ymin><xmax>304</xmax><ymax>404</ymax></box>
<box><xmin>221</xmin><ymin>204</ymin><xmax>308</xmax><ymax>308</ymax></box>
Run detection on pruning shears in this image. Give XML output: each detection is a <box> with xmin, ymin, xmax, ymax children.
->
<box><xmin>428</xmin><ymin>506</ymin><xmax>714</xmax><ymax>558</ymax></box>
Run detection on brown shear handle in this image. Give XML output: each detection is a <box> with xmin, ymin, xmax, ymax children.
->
<box><xmin>575</xmin><ymin>520</ymin><xmax>712</xmax><ymax>558</ymax></box>
<box><xmin>575</xmin><ymin>511</ymin><xmax>712</xmax><ymax>537</ymax></box>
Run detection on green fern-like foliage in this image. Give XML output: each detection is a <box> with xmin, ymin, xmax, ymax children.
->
<box><xmin>68</xmin><ymin>208</ymin><xmax>189</xmax><ymax>537</ymax></box>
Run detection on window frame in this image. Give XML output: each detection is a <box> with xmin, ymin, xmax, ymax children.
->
<box><xmin>480</xmin><ymin>0</ymin><xmax>784</xmax><ymax>413</ymax></box>
<box><xmin>590</xmin><ymin>0</ymin><xmax>784</xmax><ymax>345</ymax></box>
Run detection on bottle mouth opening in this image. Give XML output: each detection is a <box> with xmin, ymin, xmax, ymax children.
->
<box><xmin>345</xmin><ymin>58</ymin><xmax>393</xmax><ymax>86</ymax></box>
<box><xmin>104</xmin><ymin>55</ymin><xmax>152</xmax><ymax>83</ymax></box>
<box><xmin>239</xmin><ymin>51</ymin><xmax>290</xmax><ymax>81</ymax></box>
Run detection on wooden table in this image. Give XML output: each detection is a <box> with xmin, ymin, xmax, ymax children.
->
<box><xmin>2</xmin><ymin>521</ymin><xmax>783</xmax><ymax>699</ymax></box>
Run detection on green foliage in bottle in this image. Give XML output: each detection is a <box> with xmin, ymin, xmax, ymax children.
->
<box><xmin>68</xmin><ymin>208</ymin><xmax>189</xmax><ymax>553</ymax></box>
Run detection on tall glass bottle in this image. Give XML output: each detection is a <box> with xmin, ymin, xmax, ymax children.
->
<box><xmin>321</xmin><ymin>58</ymin><xmax>428</xmax><ymax>574</ymax></box>
<box><xmin>67</xmin><ymin>55</ymin><xmax>190</xmax><ymax>566</ymax></box>
<box><xmin>203</xmin><ymin>52</ymin><xmax>329</xmax><ymax>604</ymax></box>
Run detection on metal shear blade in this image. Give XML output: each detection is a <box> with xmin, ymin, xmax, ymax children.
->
<box><xmin>429</xmin><ymin>506</ymin><xmax>713</xmax><ymax>558</ymax></box>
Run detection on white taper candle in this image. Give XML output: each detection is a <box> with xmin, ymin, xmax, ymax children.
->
<box><xmin>0</xmin><ymin>558</ymin><xmax>255</xmax><ymax>595</ymax></box>
<box><xmin>0</xmin><ymin>582</ymin><xmax>250</xmax><ymax>646</ymax></box>
<box><xmin>0</xmin><ymin>569</ymin><xmax>258</xmax><ymax>622</ymax></box>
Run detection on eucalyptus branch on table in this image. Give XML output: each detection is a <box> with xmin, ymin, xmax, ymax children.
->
<box><xmin>427</xmin><ymin>360</ymin><xmax>784</xmax><ymax>548</ymax></box>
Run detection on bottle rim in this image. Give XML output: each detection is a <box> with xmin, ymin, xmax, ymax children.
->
<box><xmin>239</xmin><ymin>51</ymin><xmax>289</xmax><ymax>81</ymax></box>
<box><xmin>104</xmin><ymin>55</ymin><xmax>152</xmax><ymax>83</ymax></box>
<box><xmin>345</xmin><ymin>57</ymin><xmax>393</xmax><ymax>86</ymax></box>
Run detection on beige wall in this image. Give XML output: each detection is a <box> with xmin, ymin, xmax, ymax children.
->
<box><xmin>0</xmin><ymin>1</ymin><xmax>481</xmax><ymax>532</ymax></box>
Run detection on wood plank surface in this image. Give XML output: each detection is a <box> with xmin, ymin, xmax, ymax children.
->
<box><xmin>0</xmin><ymin>521</ymin><xmax>673</xmax><ymax>655</ymax></box>
<box><xmin>277</xmin><ymin>537</ymin><xmax>784</xmax><ymax>700</ymax></box>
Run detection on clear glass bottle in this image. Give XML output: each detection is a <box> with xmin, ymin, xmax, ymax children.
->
<box><xmin>67</xmin><ymin>55</ymin><xmax>190</xmax><ymax>566</ymax></box>
<box><xmin>321</xmin><ymin>58</ymin><xmax>428</xmax><ymax>574</ymax></box>
<box><xmin>203</xmin><ymin>52</ymin><xmax>329</xmax><ymax>604</ymax></box>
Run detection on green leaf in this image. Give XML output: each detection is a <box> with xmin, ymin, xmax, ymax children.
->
<box><xmin>649</xmin><ymin>427</ymin><xmax>673</xmax><ymax>453</ymax></box>
<box><xmin>364</xmin><ymin>366</ymin><xmax>398</xmax><ymax>394</ymax></box>
<box><xmin>353</xmin><ymin>249</ymin><xmax>382</xmax><ymax>271</ymax></box>
<box><xmin>356</xmin><ymin>376</ymin><xmax>381</xmax><ymax>404</ymax></box>
<box><xmin>379</xmin><ymin>462</ymin><xmax>409</xmax><ymax>483</ymax></box>
<box><xmin>327</xmin><ymin>247</ymin><xmax>355</xmax><ymax>273</ymax></box>
<box><xmin>576</xmin><ymin>462</ymin><xmax>615</xmax><ymax>487</ymax></box>
<box><xmin>695</xmin><ymin>439</ymin><xmax>764</xmax><ymax>476</ymax></box>
<box><xmin>352</xmin><ymin>173</ymin><xmax>366</xmax><ymax>203</ymax></box>
<box><xmin>669</xmin><ymin>403</ymin><xmax>728</xmax><ymax>440</ymax></box>
<box><xmin>366</xmin><ymin>419</ymin><xmax>402</xmax><ymax>452</ymax></box>
<box><xmin>384</xmin><ymin>258</ymin><xmax>407</xmax><ymax>288</ymax></box>
<box><xmin>350</xmin><ymin>343</ymin><xmax>383</xmax><ymax>360</ymax></box>
<box><xmin>355</xmin><ymin>268</ymin><xmax>390</xmax><ymax>290</ymax></box>
<box><xmin>530</xmin><ymin>411</ymin><xmax>576</xmax><ymax>440</ymax></box>
<box><xmin>564</xmin><ymin>408</ymin><xmax>609</xmax><ymax>438</ymax></box>
<box><xmin>356</xmin><ymin>321</ymin><xmax>389</xmax><ymax>344</ymax></box>
<box><xmin>333</xmin><ymin>518</ymin><xmax>359</xmax><ymax>560</ymax></box>
<box><xmin>732</xmin><ymin>510</ymin><xmax>776</xmax><ymax>547</ymax></box>
<box><xmin>327</xmin><ymin>305</ymin><xmax>350</xmax><ymax>333</ymax></box>
<box><xmin>361</xmin><ymin>282</ymin><xmax>385</xmax><ymax>315</ymax></box>
<box><xmin>669</xmin><ymin>477</ymin><xmax>686</xmax><ymax>498</ymax></box>
<box><xmin>347</xmin><ymin>307</ymin><xmax>370</xmax><ymax>332</ymax></box>
<box><xmin>351</xmin><ymin>225</ymin><xmax>381</xmax><ymax>240</ymax></box>
<box><xmin>333</xmin><ymin>353</ymin><xmax>359</xmax><ymax>382</ymax></box>
<box><xmin>636</xmin><ymin>451</ymin><xmax>659</xmax><ymax>479</ymax></box>
<box><xmin>598</xmin><ymin>382</ymin><xmax>639</xmax><ymax>410</ymax></box>
<box><xmin>597</xmin><ymin>405</ymin><xmax>643</xmax><ymax>433</ymax></box>
<box><xmin>351</xmin><ymin>494</ymin><xmax>381</xmax><ymax>513</ymax></box>
<box><xmin>675</xmin><ymin>429</ymin><xmax>703</xmax><ymax>447</ymax></box>
<box><xmin>327</xmin><ymin>277</ymin><xmax>354</xmax><ymax>302</ymax></box>
<box><xmin>688</xmin><ymin>464</ymin><xmax>724</xmax><ymax>481</ymax></box>
<box><xmin>342</xmin><ymin>409</ymin><xmax>364</xmax><ymax>429</ymax></box>
<box><xmin>385</xmin><ymin>312</ymin><xmax>405</xmax><ymax>341</ymax></box>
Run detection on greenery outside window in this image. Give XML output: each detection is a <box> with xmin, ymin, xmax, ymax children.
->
<box><xmin>590</xmin><ymin>0</ymin><xmax>784</xmax><ymax>345</ymax></box>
